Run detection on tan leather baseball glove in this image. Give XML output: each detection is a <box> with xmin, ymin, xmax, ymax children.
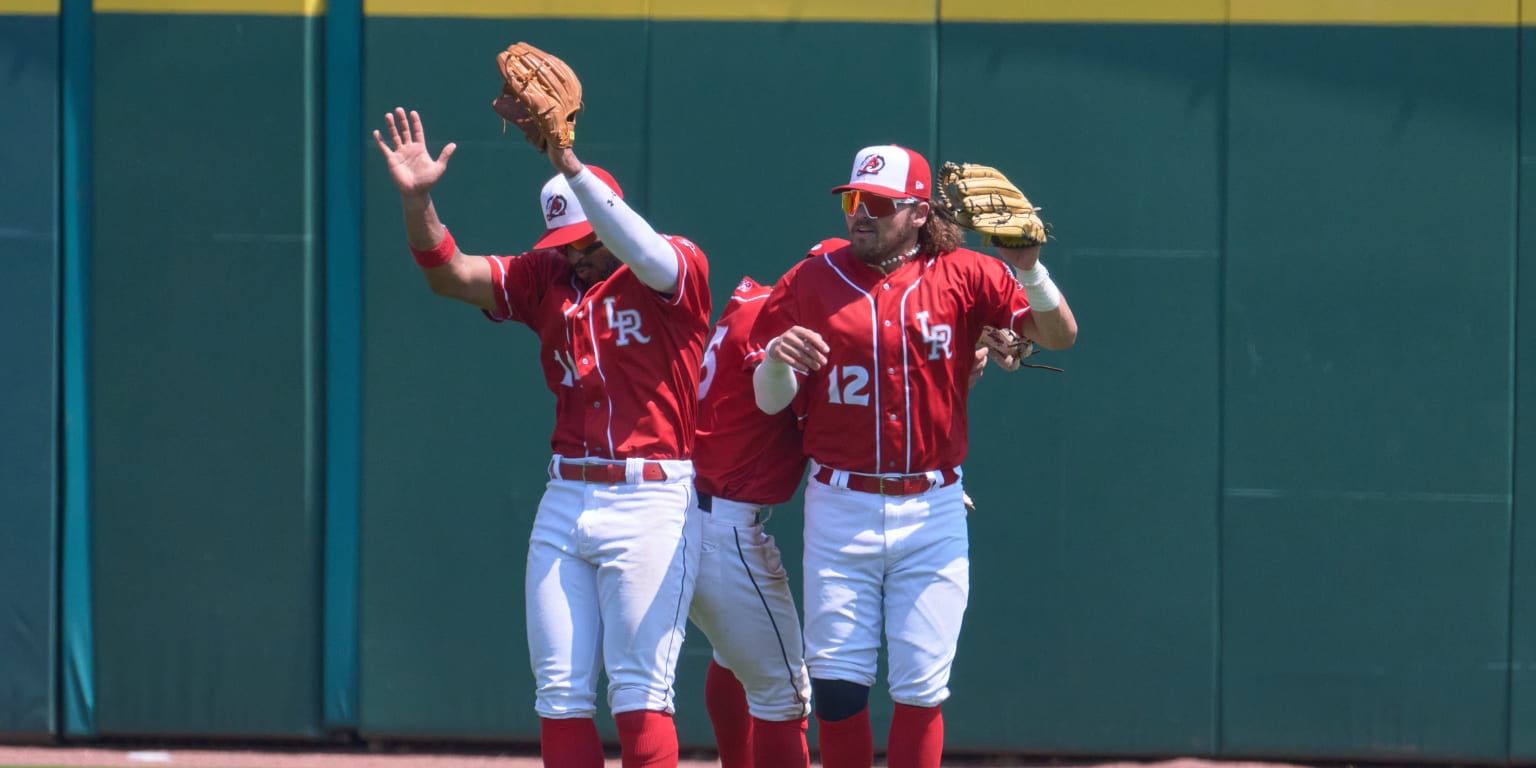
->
<box><xmin>493</xmin><ymin>42</ymin><xmax>583</xmax><ymax>152</ymax></box>
<box><xmin>937</xmin><ymin>162</ymin><xmax>1049</xmax><ymax>248</ymax></box>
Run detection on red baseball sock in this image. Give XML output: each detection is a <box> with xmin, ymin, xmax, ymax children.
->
<box><xmin>752</xmin><ymin>716</ymin><xmax>809</xmax><ymax>767</ymax></box>
<box><xmin>886</xmin><ymin>703</ymin><xmax>944</xmax><ymax>768</ymax></box>
<box><xmin>815</xmin><ymin>708</ymin><xmax>873</xmax><ymax>768</ymax></box>
<box><xmin>614</xmin><ymin>709</ymin><xmax>679</xmax><ymax>768</ymax></box>
<box><xmin>705</xmin><ymin>660</ymin><xmax>754</xmax><ymax>768</ymax></box>
<box><xmin>539</xmin><ymin>717</ymin><xmax>604</xmax><ymax>768</ymax></box>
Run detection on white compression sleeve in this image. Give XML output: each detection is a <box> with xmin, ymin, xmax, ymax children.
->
<box><xmin>567</xmin><ymin>167</ymin><xmax>680</xmax><ymax>293</ymax></box>
<box><xmin>752</xmin><ymin>350</ymin><xmax>800</xmax><ymax>415</ymax></box>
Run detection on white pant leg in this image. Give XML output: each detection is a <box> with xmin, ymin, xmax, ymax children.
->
<box><xmin>801</xmin><ymin>480</ymin><xmax>888</xmax><ymax>687</ymax></box>
<box><xmin>883</xmin><ymin>482</ymin><xmax>970</xmax><ymax>707</ymax></box>
<box><xmin>689</xmin><ymin>505</ymin><xmax>811</xmax><ymax>721</ymax></box>
<box><xmin>526</xmin><ymin>481</ymin><xmax>604</xmax><ymax>719</ymax></box>
<box><xmin>586</xmin><ymin>480</ymin><xmax>700</xmax><ymax>715</ymax></box>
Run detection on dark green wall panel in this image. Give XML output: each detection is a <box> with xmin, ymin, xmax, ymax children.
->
<box><xmin>89</xmin><ymin>15</ymin><xmax>322</xmax><ymax>737</ymax></box>
<box><xmin>1508</xmin><ymin>20</ymin><xmax>1536</xmax><ymax>763</ymax></box>
<box><xmin>936</xmin><ymin>24</ymin><xmax>1222</xmax><ymax>755</ymax></box>
<box><xmin>358</xmin><ymin>20</ymin><xmax>651</xmax><ymax>741</ymax></box>
<box><xmin>0</xmin><ymin>13</ymin><xmax>59</xmax><ymax>739</ymax></box>
<box><xmin>1221</xmin><ymin>25</ymin><xmax>1516</xmax><ymax>761</ymax></box>
<box><xmin>1222</xmin><ymin>499</ymin><xmax>1510</xmax><ymax>760</ymax></box>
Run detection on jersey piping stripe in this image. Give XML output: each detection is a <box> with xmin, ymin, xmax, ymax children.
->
<box><xmin>660</xmin><ymin>510</ymin><xmax>691</xmax><ymax>697</ymax></box>
<box><xmin>823</xmin><ymin>255</ymin><xmax>882</xmax><ymax>471</ymax></box>
<box><xmin>897</xmin><ymin>280</ymin><xmax>922</xmax><ymax>474</ymax></box>
<box><xmin>562</xmin><ymin>279</ymin><xmax>588</xmax><ymax>453</ymax></box>
<box><xmin>731</xmin><ymin>524</ymin><xmax>810</xmax><ymax>711</ymax></box>
<box><xmin>490</xmin><ymin>256</ymin><xmax>513</xmax><ymax>320</ymax></box>
<box><xmin>562</xmin><ymin>276</ymin><xmax>586</xmax><ymax>317</ymax></box>
<box><xmin>664</xmin><ymin>238</ymin><xmax>688</xmax><ymax>306</ymax></box>
<box><xmin>584</xmin><ymin>308</ymin><xmax>618</xmax><ymax>457</ymax></box>
<box><xmin>1010</xmin><ymin>307</ymin><xmax>1030</xmax><ymax>335</ymax></box>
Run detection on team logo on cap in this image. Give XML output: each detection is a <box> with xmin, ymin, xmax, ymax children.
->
<box><xmin>545</xmin><ymin>194</ymin><xmax>568</xmax><ymax>221</ymax></box>
<box><xmin>856</xmin><ymin>154</ymin><xmax>886</xmax><ymax>176</ymax></box>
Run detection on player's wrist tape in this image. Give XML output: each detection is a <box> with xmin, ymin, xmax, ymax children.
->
<box><xmin>1018</xmin><ymin>261</ymin><xmax>1062</xmax><ymax>313</ymax></box>
<box><xmin>411</xmin><ymin>229</ymin><xmax>456</xmax><ymax>269</ymax></box>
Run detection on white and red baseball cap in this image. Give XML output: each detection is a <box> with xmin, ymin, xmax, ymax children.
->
<box><xmin>830</xmin><ymin>144</ymin><xmax>931</xmax><ymax>201</ymax></box>
<box><xmin>531</xmin><ymin>165</ymin><xmax>624</xmax><ymax>249</ymax></box>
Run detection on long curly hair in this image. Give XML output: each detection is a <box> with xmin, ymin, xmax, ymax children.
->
<box><xmin>919</xmin><ymin>202</ymin><xmax>967</xmax><ymax>255</ymax></box>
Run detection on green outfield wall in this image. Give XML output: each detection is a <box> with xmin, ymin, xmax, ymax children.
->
<box><xmin>4</xmin><ymin>0</ymin><xmax>1536</xmax><ymax>760</ymax></box>
<box><xmin>0</xmin><ymin>8</ymin><xmax>59</xmax><ymax>739</ymax></box>
<box><xmin>83</xmin><ymin>10</ymin><xmax>325</xmax><ymax>738</ymax></box>
<box><xmin>1220</xmin><ymin>24</ymin><xmax>1518</xmax><ymax>761</ymax></box>
<box><xmin>1509</xmin><ymin>18</ymin><xmax>1536</xmax><ymax>762</ymax></box>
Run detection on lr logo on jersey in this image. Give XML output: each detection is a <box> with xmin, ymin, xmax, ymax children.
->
<box><xmin>604</xmin><ymin>297</ymin><xmax>652</xmax><ymax>346</ymax></box>
<box><xmin>915</xmin><ymin>311</ymin><xmax>953</xmax><ymax>360</ymax></box>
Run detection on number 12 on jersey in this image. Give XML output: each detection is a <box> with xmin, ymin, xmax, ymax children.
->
<box><xmin>826</xmin><ymin>365</ymin><xmax>870</xmax><ymax>406</ymax></box>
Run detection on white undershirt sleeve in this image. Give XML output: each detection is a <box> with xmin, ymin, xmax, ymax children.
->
<box><xmin>567</xmin><ymin>167</ymin><xmax>680</xmax><ymax>293</ymax></box>
<box><xmin>752</xmin><ymin>352</ymin><xmax>801</xmax><ymax>415</ymax></box>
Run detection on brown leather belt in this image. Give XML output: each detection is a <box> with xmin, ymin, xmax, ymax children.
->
<box><xmin>555</xmin><ymin>462</ymin><xmax>668</xmax><ymax>483</ymax></box>
<box><xmin>812</xmin><ymin>466</ymin><xmax>960</xmax><ymax>497</ymax></box>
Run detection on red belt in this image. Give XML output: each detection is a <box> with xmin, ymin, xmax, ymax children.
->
<box><xmin>812</xmin><ymin>466</ymin><xmax>960</xmax><ymax>497</ymax></box>
<box><xmin>555</xmin><ymin>462</ymin><xmax>668</xmax><ymax>483</ymax></box>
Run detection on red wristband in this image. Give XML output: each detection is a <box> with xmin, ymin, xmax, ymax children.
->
<box><xmin>410</xmin><ymin>229</ymin><xmax>456</xmax><ymax>269</ymax></box>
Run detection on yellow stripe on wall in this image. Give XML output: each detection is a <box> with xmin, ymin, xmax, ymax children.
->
<box><xmin>364</xmin><ymin>0</ymin><xmax>926</xmax><ymax>20</ymax></box>
<box><xmin>78</xmin><ymin>0</ymin><xmax>1533</xmax><ymax>24</ymax></box>
<box><xmin>366</xmin><ymin>0</ymin><xmax>644</xmax><ymax>17</ymax></box>
<box><xmin>0</xmin><ymin>0</ymin><xmax>57</xmax><ymax>13</ymax></box>
<box><xmin>942</xmin><ymin>0</ymin><xmax>1223</xmax><ymax>24</ymax></box>
<box><xmin>95</xmin><ymin>0</ymin><xmax>322</xmax><ymax>13</ymax></box>
<box><xmin>1231</xmin><ymin>0</ymin><xmax>1516</xmax><ymax>26</ymax></box>
<box><xmin>943</xmin><ymin>0</ymin><xmax>1520</xmax><ymax>25</ymax></box>
<box><xmin>652</xmin><ymin>0</ymin><xmax>930</xmax><ymax>22</ymax></box>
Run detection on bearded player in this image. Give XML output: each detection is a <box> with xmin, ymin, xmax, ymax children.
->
<box><xmin>750</xmin><ymin>145</ymin><xmax>1077</xmax><ymax>768</ymax></box>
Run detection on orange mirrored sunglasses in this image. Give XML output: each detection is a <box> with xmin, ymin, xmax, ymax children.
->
<box><xmin>567</xmin><ymin>232</ymin><xmax>602</xmax><ymax>254</ymax></box>
<box><xmin>840</xmin><ymin>190</ymin><xmax>917</xmax><ymax>218</ymax></box>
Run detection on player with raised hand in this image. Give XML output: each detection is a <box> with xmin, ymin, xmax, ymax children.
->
<box><xmin>749</xmin><ymin>145</ymin><xmax>1077</xmax><ymax>768</ymax></box>
<box><xmin>372</xmin><ymin>42</ymin><xmax>712</xmax><ymax>768</ymax></box>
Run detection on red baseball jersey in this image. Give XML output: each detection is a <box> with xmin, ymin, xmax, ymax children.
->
<box><xmin>750</xmin><ymin>243</ymin><xmax>1030</xmax><ymax>475</ymax></box>
<box><xmin>693</xmin><ymin>277</ymin><xmax>807</xmax><ymax>505</ymax></box>
<box><xmin>482</xmin><ymin>235</ymin><xmax>711</xmax><ymax>460</ymax></box>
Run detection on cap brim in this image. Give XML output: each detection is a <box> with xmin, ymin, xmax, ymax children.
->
<box><xmin>532</xmin><ymin>222</ymin><xmax>594</xmax><ymax>250</ymax></box>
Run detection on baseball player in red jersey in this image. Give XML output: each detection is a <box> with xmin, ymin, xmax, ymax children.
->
<box><xmin>373</xmin><ymin>107</ymin><xmax>711</xmax><ymax>768</ymax></box>
<box><xmin>749</xmin><ymin>145</ymin><xmax>1077</xmax><ymax>768</ymax></box>
<box><xmin>687</xmin><ymin>237</ymin><xmax>848</xmax><ymax>768</ymax></box>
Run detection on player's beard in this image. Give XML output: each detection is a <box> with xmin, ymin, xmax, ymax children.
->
<box><xmin>569</xmin><ymin>248</ymin><xmax>621</xmax><ymax>284</ymax></box>
<box><xmin>849</xmin><ymin>218</ymin><xmax>914</xmax><ymax>264</ymax></box>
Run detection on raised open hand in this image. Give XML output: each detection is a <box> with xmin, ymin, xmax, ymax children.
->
<box><xmin>372</xmin><ymin>107</ymin><xmax>458</xmax><ymax>197</ymax></box>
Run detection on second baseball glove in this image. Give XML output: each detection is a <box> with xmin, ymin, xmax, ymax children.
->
<box><xmin>978</xmin><ymin>325</ymin><xmax>1062</xmax><ymax>372</ymax></box>
<box><xmin>494</xmin><ymin>42</ymin><xmax>583</xmax><ymax>152</ymax></box>
<box><xmin>937</xmin><ymin>162</ymin><xmax>1048</xmax><ymax>248</ymax></box>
